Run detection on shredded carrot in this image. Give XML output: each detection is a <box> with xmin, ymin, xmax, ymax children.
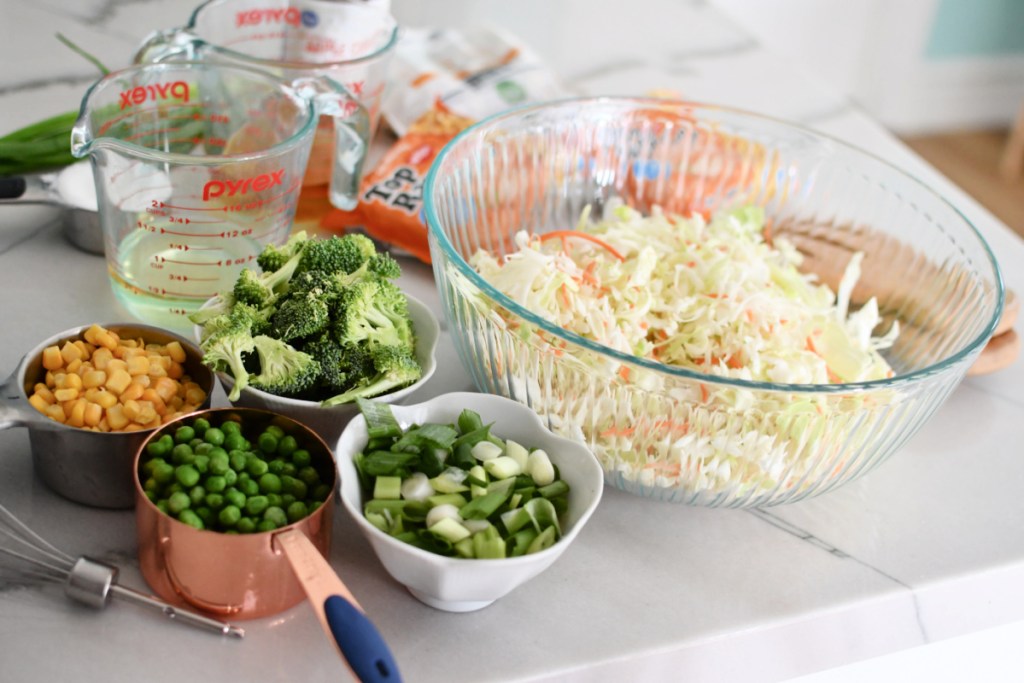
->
<box><xmin>618</xmin><ymin>365</ymin><xmax>631</xmax><ymax>381</ymax></box>
<box><xmin>600</xmin><ymin>424</ymin><xmax>637</xmax><ymax>439</ymax></box>
<box><xmin>699</xmin><ymin>383</ymin><xmax>709</xmax><ymax>402</ymax></box>
<box><xmin>558</xmin><ymin>283</ymin><xmax>571</xmax><ymax>308</ymax></box>
<box><xmin>763</xmin><ymin>217</ymin><xmax>773</xmax><ymax>247</ymax></box>
<box><xmin>539</xmin><ymin>230</ymin><xmax>626</xmax><ymax>261</ymax></box>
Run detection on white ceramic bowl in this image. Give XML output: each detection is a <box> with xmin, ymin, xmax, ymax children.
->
<box><xmin>194</xmin><ymin>294</ymin><xmax>439</xmax><ymax>447</ymax></box>
<box><xmin>336</xmin><ymin>391</ymin><xmax>604</xmax><ymax>612</ymax></box>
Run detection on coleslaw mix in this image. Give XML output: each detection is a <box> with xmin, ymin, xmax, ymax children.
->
<box><xmin>463</xmin><ymin>203</ymin><xmax>900</xmax><ymax>500</ymax></box>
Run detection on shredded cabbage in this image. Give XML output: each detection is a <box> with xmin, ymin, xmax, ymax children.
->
<box><xmin>470</xmin><ymin>203</ymin><xmax>898</xmax><ymax>385</ymax></box>
<box><xmin>463</xmin><ymin>203</ymin><xmax>902</xmax><ymax>502</ymax></box>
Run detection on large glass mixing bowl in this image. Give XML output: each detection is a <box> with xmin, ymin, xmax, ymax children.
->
<box><xmin>424</xmin><ymin>98</ymin><xmax>1003</xmax><ymax>507</ymax></box>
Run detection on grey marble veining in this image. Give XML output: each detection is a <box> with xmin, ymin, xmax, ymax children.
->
<box><xmin>1</xmin><ymin>1</ymin><xmax>1023</xmax><ymax>681</ymax></box>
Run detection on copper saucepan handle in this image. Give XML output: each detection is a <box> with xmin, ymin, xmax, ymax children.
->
<box><xmin>274</xmin><ymin>529</ymin><xmax>402</xmax><ymax>682</ymax></box>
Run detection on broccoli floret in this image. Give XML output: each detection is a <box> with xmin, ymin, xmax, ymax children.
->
<box><xmin>232</xmin><ymin>245</ymin><xmax>306</xmax><ymax>309</ymax></box>
<box><xmin>199</xmin><ymin>303</ymin><xmax>260</xmax><ymax>401</ymax></box>
<box><xmin>296</xmin><ymin>234</ymin><xmax>377</xmax><ymax>276</ymax></box>
<box><xmin>331</xmin><ymin>279</ymin><xmax>414</xmax><ymax>352</ymax></box>
<box><xmin>248</xmin><ymin>335</ymin><xmax>322</xmax><ymax>397</ymax></box>
<box><xmin>189</xmin><ymin>290</ymin><xmax>236</xmax><ymax>326</ymax></box>
<box><xmin>367</xmin><ymin>252</ymin><xmax>401</xmax><ymax>280</ymax></box>
<box><xmin>321</xmin><ymin>346</ymin><xmax>421</xmax><ymax>407</ymax></box>
<box><xmin>257</xmin><ymin>231</ymin><xmax>310</xmax><ymax>273</ymax></box>
<box><xmin>301</xmin><ymin>333</ymin><xmax>373</xmax><ymax>394</ymax></box>
<box><xmin>270</xmin><ymin>290</ymin><xmax>330</xmax><ymax>341</ymax></box>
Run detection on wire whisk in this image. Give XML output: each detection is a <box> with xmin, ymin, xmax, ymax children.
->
<box><xmin>0</xmin><ymin>501</ymin><xmax>244</xmax><ymax>638</ymax></box>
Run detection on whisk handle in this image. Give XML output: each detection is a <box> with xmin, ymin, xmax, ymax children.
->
<box><xmin>108</xmin><ymin>584</ymin><xmax>246</xmax><ymax>638</ymax></box>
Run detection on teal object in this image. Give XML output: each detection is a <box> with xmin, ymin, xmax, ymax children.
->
<box><xmin>927</xmin><ymin>0</ymin><xmax>1024</xmax><ymax>58</ymax></box>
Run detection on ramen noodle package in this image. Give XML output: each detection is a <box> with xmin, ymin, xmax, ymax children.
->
<box><xmin>321</xmin><ymin>25</ymin><xmax>566</xmax><ymax>262</ymax></box>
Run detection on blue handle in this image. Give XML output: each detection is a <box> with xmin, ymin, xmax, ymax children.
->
<box><xmin>324</xmin><ymin>595</ymin><xmax>402</xmax><ymax>683</ymax></box>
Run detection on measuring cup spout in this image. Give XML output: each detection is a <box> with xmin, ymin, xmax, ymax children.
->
<box><xmin>293</xmin><ymin>76</ymin><xmax>371</xmax><ymax>211</ymax></box>
<box><xmin>134</xmin><ymin>27</ymin><xmax>203</xmax><ymax>64</ymax></box>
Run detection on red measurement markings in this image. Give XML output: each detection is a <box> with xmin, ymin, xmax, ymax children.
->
<box><xmin>153</xmin><ymin>253</ymin><xmax>256</xmax><ymax>267</ymax></box>
<box><xmin>166</xmin><ymin>136</ymin><xmax>226</xmax><ymax>147</ymax></box>
<box><xmin>97</xmin><ymin>102</ymin><xmax>211</xmax><ymax>136</ymax></box>
<box><xmin>125</xmin><ymin>126</ymin><xmax>183</xmax><ymax>142</ymax></box>
<box><xmin>148</xmin><ymin>286</ymin><xmax>219</xmax><ymax>299</ymax></box>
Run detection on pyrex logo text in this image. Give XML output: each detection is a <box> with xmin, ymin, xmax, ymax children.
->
<box><xmin>237</xmin><ymin>8</ymin><xmax>318</xmax><ymax>28</ymax></box>
<box><xmin>119</xmin><ymin>81</ymin><xmax>189</xmax><ymax>110</ymax></box>
<box><xmin>203</xmin><ymin>169</ymin><xmax>285</xmax><ymax>201</ymax></box>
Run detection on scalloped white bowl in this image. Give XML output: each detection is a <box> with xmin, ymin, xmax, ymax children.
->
<box><xmin>336</xmin><ymin>391</ymin><xmax>604</xmax><ymax>612</ymax></box>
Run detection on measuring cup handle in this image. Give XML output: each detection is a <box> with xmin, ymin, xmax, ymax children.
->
<box><xmin>295</xmin><ymin>78</ymin><xmax>371</xmax><ymax>211</ymax></box>
<box><xmin>0</xmin><ymin>174</ymin><xmax>57</xmax><ymax>205</ymax></box>
<box><xmin>324</xmin><ymin>595</ymin><xmax>402</xmax><ymax>683</ymax></box>
<box><xmin>133</xmin><ymin>27</ymin><xmax>204</xmax><ymax>63</ymax></box>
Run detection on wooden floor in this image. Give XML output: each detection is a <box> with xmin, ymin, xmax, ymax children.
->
<box><xmin>901</xmin><ymin>128</ymin><xmax>1024</xmax><ymax>239</ymax></box>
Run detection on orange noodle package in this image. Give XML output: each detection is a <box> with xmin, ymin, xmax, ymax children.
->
<box><xmin>321</xmin><ymin>25</ymin><xmax>565</xmax><ymax>262</ymax></box>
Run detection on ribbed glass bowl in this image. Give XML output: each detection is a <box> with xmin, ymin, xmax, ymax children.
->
<box><xmin>423</xmin><ymin>97</ymin><xmax>1004</xmax><ymax>508</ymax></box>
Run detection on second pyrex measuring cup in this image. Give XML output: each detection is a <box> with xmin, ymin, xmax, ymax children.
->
<box><xmin>71</xmin><ymin>62</ymin><xmax>370</xmax><ymax>330</ymax></box>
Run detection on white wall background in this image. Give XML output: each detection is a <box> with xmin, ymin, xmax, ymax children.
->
<box><xmin>710</xmin><ymin>0</ymin><xmax>1024</xmax><ymax>135</ymax></box>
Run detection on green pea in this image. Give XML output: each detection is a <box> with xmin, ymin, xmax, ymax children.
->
<box><xmin>156</xmin><ymin>499</ymin><xmax>170</xmax><ymax>515</ymax></box>
<box><xmin>309</xmin><ymin>501</ymin><xmax>322</xmax><ymax>513</ymax></box>
<box><xmin>171</xmin><ymin>443</ymin><xmax>194</xmax><ymax>465</ymax></box>
<box><xmin>167</xmin><ymin>491</ymin><xmax>191</xmax><ymax>514</ymax></box>
<box><xmin>189</xmin><ymin>437</ymin><xmax>204</xmax><ymax>450</ymax></box>
<box><xmin>205</xmin><ymin>493</ymin><xmax>225</xmax><ymax>510</ymax></box>
<box><xmin>142</xmin><ymin>456</ymin><xmax>162</xmax><ymax>476</ymax></box>
<box><xmin>286</xmin><ymin>501</ymin><xmax>308</xmax><ymax>523</ymax></box>
<box><xmin>258</xmin><ymin>432</ymin><xmax>278</xmax><ymax>454</ymax></box>
<box><xmin>223</xmin><ymin>431</ymin><xmax>247</xmax><ymax>452</ymax></box>
<box><xmin>189</xmin><ymin>485</ymin><xmax>205</xmax><ymax>506</ymax></box>
<box><xmin>277</xmin><ymin>435</ymin><xmax>298</xmax><ymax>457</ymax></box>
<box><xmin>193</xmin><ymin>417</ymin><xmax>210</xmax><ymax>435</ymax></box>
<box><xmin>195</xmin><ymin>506</ymin><xmax>213</xmax><ymax>526</ymax></box>
<box><xmin>266</xmin><ymin>493</ymin><xmax>282</xmax><ymax>507</ymax></box>
<box><xmin>263</xmin><ymin>506</ymin><xmax>287</xmax><ymax>528</ymax></box>
<box><xmin>298</xmin><ymin>466</ymin><xmax>320</xmax><ymax>487</ymax></box>
<box><xmin>218</xmin><ymin>505</ymin><xmax>241</xmax><ymax>528</ymax></box>
<box><xmin>244</xmin><ymin>456</ymin><xmax>268</xmax><ymax>479</ymax></box>
<box><xmin>245</xmin><ymin>495</ymin><xmax>269</xmax><ymax>516</ymax></box>
<box><xmin>291</xmin><ymin>449</ymin><xmax>311</xmax><ymax>468</ymax></box>
<box><xmin>225</xmin><ymin>488</ymin><xmax>246</xmax><ymax>509</ymax></box>
<box><xmin>193</xmin><ymin>454</ymin><xmax>211</xmax><ymax>475</ymax></box>
<box><xmin>204</xmin><ymin>427</ymin><xmax>225</xmax><ymax>446</ymax></box>
<box><xmin>229</xmin><ymin>450</ymin><xmax>248</xmax><ymax>472</ymax></box>
<box><xmin>236</xmin><ymin>517</ymin><xmax>256</xmax><ymax>534</ymax></box>
<box><xmin>238</xmin><ymin>478</ymin><xmax>259</xmax><ymax>497</ymax></box>
<box><xmin>145</xmin><ymin>489</ymin><xmax>158</xmax><ymax>503</ymax></box>
<box><xmin>280</xmin><ymin>462</ymin><xmax>297</xmax><ymax>477</ymax></box>
<box><xmin>268</xmin><ymin>459</ymin><xmax>286</xmax><ymax>475</ymax></box>
<box><xmin>175</xmin><ymin>465</ymin><xmax>200</xmax><ymax>488</ymax></box>
<box><xmin>259</xmin><ymin>473</ymin><xmax>282</xmax><ymax>494</ymax></box>
<box><xmin>205</xmin><ymin>475</ymin><xmax>226</xmax><ymax>493</ymax></box>
<box><xmin>221</xmin><ymin>420</ymin><xmax>242</xmax><ymax>435</ymax></box>
<box><xmin>210</xmin><ymin>452</ymin><xmax>231</xmax><ymax>476</ymax></box>
<box><xmin>174</xmin><ymin>425</ymin><xmax>195</xmax><ymax>444</ymax></box>
<box><xmin>165</xmin><ymin>482</ymin><xmax>183</xmax><ymax>496</ymax></box>
<box><xmin>178</xmin><ymin>509</ymin><xmax>204</xmax><ymax>530</ymax></box>
<box><xmin>282</xmin><ymin>476</ymin><xmax>307</xmax><ymax>499</ymax></box>
<box><xmin>265</xmin><ymin>425</ymin><xmax>285</xmax><ymax>440</ymax></box>
<box><xmin>312</xmin><ymin>483</ymin><xmax>332</xmax><ymax>502</ymax></box>
<box><xmin>194</xmin><ymin>442</ymin><xmax>214</xmax><ymax>456</ymax></box>
<box><xmin>281</xmin><ymin>493</ymin><xmax>296</xmax><ymax>507</ymax></box>
<box><xmin>256</xmin><ymin>519</ymin><xmax>277</xmax><ymax>533</ymax></box>
<box><xmin>152</xmin><ymin>462</ymin><xmax>175</xmax><ymax>484</ymax></box>
<box><xmin>146</xmin><ymin>436</ymin><xmax>170</xmax><ymax>458</ymax></box>
<box><xmin>223</xmin><ymin>469</ymin><xmax>238</xmax><ymax>486</ymax></box>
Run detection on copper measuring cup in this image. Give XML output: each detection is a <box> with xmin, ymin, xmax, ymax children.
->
<box><xmin>133</xmin><ymin>408</ymin><xmax>401</xmax><ymax>682</ymax></box>
<box><xmin>0</xmin><ymin>323</ymin><xmax>214</xmax><ymax>508</ymax></box>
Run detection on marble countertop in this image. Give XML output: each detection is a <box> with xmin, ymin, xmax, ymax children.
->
<box><xmin>2</xmin><ymin>1</ymin><xmax>1023</xmax><ymax>682</ymax></box>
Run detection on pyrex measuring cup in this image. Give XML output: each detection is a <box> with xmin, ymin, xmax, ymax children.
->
<box><xmin>71</xmin><ymin>62</ymin><xmax>370</xmax><ymax>330</ymax></box>
<box><xmin>135</xmin><ymin>0</ymin><xmax>398</xmax><ymax>223</ymax></box>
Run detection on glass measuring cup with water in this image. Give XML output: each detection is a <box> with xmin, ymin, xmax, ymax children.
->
<box><xmin>71</xmin><ymin>61</ymin><xmax>370</xmax><ymax>330</ymax></box>
<box><xmin>135</xmin><ymin>0</ymin><xmax>398</xmax><ymax>226</ymax></box>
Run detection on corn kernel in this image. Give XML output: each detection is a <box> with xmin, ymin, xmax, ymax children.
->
<box><xmin>126</xmin><ymin>355</ymin><xmax>151</xmax><ymax>376</ymax></box>
<box><xmin>82</xmin><ymin>370</ymin><xmax>106</xmax><ymax>388</ymax></box>
<box><xmin>92</xmin><ymin>347</ymin><xmax>114</xmax><ymax>370</ymax></box>
<box><xmin>134</xmin><ymin>401</ymin><xmax>157</xmax><ymax>425</ymax></box>
<box><xmin>95</xmin><ymin>330</ymin><xmax>118</xmax><ymax>350</ymax></box>
<box><xmin>92</xmin><ymin>390</ymin><xmax>118</xmax><ymax>409</ymax></box>
<box><xmin>54</xmin><ymin>387</ymin><xmax>80</xmax><ymax>402</ymax></box>
<box><xmin>41</xmin><ymin>346</ymin><xmax>64</xmax><ymax>371</ymax></box>
<box><xmin>105</xmin><ymin>368</ymin><xmax>132</xmax><ymax>395</ymax></box>
<box><xmin>83</xmin><ymin>324</ymin><xmax>103</xmax><ymax>345</ymax></box>
<box><xmin>33</xmin><ymin>384</ymin><xmax>55</xmax><ymax>403</ymax></box>
<box><xmin>28</xmin><ymin>394</ymin><xmax>50</xmax><ymax>414</ymax></box>
<box><xmin>66</xmin><ymin>358</ymin><xmax>83</xmax><ymax>374</ymax></box>
<box><xmin>165</xmin><ymin>341</ymin><xmax>187</xmax><ymax>364</ymax></box>
<box><xmin>45</xmin><ymin>404</ymin><xmax>66</xmax><ymax>423</ymax></box>
<box><xmin>185</xmin><ymin>387</ymin><xmax>206</xmax><ymax>406</ymax></box>
<box><xmin>167</xmin><ymin>362</ymin><xmax>184</xmax><ymax>380</ymax></box>
<box><xmin>121</xmin><ymin>382</ymin><xmax>145</xmax><ymax>402</ymax></box>
<box><xmin>60</xmin><ymin>341</ymin><xmax>84</xmax><ymax>365</ymax></box>
<box><xmin>83</xmin><ymin>402</ymin><xmax>103</xmax><ymax>427</ymax></box>
<box><xmin>63</xmin><ymin>372</ymin><xmax>83</xmax><ymax>390</ymax></box>
<box><xmin>67</xmin><ymin>399</ymin><xmax>87</xmax><ymax>428</ymax></box>
<box><xmin>153</xmin><ymin>377</ymin><xmax>178</xmax><ymax>402</ymax></box>
<box><xmin>107</xmin><ymin>358</ymin><xmax>128</xmax><ymax>374</ymax></box>
<box><xmin>141</xmin><ymin>388</ymin><xmax>167</xmax><ymax>415</ymax></box>
<box><xmin>106</xmin><ymin>404</ymin><xmax>129</xmax><ymax>430</ymax></box>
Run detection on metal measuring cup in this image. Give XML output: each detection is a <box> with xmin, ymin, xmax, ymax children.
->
<box><xmin>0</xmin><ymin>323</ymin><xmax>214</xmax><ymax>508</ymax></box>
<box><xmin>134</xmin><ymin>407</ymin><xmax>401</xmax><ymax>682</ymax></box>
<box><xmin>0</xmin><ymin>168</ymin><xmax>104</xmax><ymax>255</ymax></box>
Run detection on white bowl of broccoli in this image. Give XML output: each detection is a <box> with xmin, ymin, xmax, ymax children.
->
<box><xmin>192</xmin><ymin>232</ymin><xmax>439</xmax><ymax>446</ymax></box>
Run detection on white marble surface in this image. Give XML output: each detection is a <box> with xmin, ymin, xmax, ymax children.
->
<box><xmin>1</xmin><ymin>1</ymin><xmax>1023</xmax><ymax>682</ymax></box>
